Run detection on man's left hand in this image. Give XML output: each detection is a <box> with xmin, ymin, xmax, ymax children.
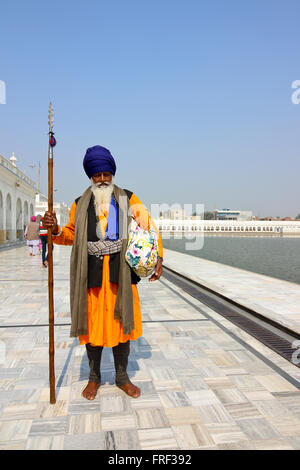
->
<box><xmin>149</xmin><ymin>258</ymin><xmax>163</xmax><ymax>282</ymax></box>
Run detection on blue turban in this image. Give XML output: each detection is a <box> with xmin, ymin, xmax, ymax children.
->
<box><xmin>83</xmin><ymin>145</ymin><xmax>116</xmax><ymax>178</ymax></box>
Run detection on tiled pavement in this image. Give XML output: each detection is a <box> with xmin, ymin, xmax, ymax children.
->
<box><xmin>1</xmin><ymin>245</ymin><xmax>300</xmax><ymax>450</ymax></box>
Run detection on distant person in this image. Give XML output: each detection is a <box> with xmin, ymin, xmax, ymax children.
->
<box><xmin>39</xmin><ymin>217</ymin><xmax>49</xmax><ymax>267</ymax></box>
<box><xmin>25</xmin><ymin>216</ymin><xmax>40</xmax><ymax>256</ymax></box>
<box><xmin>43</xmin><ymin>145</ymin><xmax>163</xmax><ymax>401</ymax></box>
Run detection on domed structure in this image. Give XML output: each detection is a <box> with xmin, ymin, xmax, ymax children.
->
<box><xmin>9</xmin><ymin>152</ymin><xmax>17</xmax><ymax>167</ymax></box>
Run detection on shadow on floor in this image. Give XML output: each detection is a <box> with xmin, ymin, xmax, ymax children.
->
<box><xmin>55</xmin><ymin>338</ymin><xmax>79</xmax><ymax>394</ymax></box>
<box><xmin>79</xmin><ymin>337</ymin><xmax>152</xmax><ymax>385</ymax></box>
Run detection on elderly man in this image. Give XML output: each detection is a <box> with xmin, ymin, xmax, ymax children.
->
<box><xmin>43</xmin><ymin>145</ymin><xmax>163</xmax><ymax>400</ymax></box>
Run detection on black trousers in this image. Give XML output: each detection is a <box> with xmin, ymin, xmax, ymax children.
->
<box><xmin>40</xmin><ymin>235</ymin><xmax>48</xmax><ymax>263</ymax></box>
<box><xmin>85</xmin><ymin>341</ymin><xmax>130</xmax><ymax>386</ymax></box>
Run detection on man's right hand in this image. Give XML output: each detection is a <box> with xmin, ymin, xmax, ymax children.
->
<box><xmin>43</xmin><ymin>211</ymin><xmax>59</xmax><ymax>235</ymax></box>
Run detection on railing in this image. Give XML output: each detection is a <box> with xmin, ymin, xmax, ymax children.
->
<box><xmin>154</xmin><ymin>219</ymin><xmax>300</xmax><ymax>234</ymax></box>
<box><xmin>0</xmin><ymin>154</ymin><xmax>35</xmax><ymax>187</ymax></box>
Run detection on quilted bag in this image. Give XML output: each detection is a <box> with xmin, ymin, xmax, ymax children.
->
<box><xmin>125</xmin><ymin>217</ymin><xmax>158</xmax><ymax>277</ymax></box>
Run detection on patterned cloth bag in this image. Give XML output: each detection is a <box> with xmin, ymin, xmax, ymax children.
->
<box><xmin>125</xmin><ymin>217</ymin><xmax>158</xmax><ymax>277</ymax></box>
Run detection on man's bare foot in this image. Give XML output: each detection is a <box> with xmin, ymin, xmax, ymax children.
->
<box><xmin>117</xmin><ymin>381</ymin><xmax>141</xmax><ymax>398</ymax></box>
<box><xmin>81</xmin><ymin>381</ymin><xmax>100</xmax><ymax>400</ymax></box>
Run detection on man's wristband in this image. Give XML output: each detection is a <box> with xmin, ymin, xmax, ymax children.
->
<box><xmin>157</xmin><ymin>256</ymin><xmax>163</xmax><ymax>261</ymax></box>
<box><xmin>52</xmin><ymin>225</ymin><xmax>62</xmax><ymax>237</ymax></box>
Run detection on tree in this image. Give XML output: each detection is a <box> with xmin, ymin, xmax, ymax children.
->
<box><xmin>192</xmin><ymin>211</ymin><xmax>215</xmax><ymax>219</ymax></box>
<box><xmin>204</xmin><ymin>211</ymin><xmax>215</xmax><ymax>220</ymax></box>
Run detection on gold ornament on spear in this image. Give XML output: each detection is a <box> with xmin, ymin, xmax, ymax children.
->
<box><xmin>48</xmin><ymin>102</ymin><xmax>56</xmax><ymax>404</ymax></box>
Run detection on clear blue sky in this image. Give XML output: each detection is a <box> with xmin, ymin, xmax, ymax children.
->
<box><xmin>1</xmin><ymin>0</ymin><xmax>300</xmax><ymax>217</ymax></box>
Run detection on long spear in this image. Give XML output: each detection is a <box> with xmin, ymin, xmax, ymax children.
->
<box><xmin>48</xmin><ymin>102</ymin><xmax>56</xmax><ymax>404</ymax></box>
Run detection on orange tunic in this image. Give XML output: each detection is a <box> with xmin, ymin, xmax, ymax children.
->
<box><xmin>53</xmin><ymin>192</ymin><xmax>163</xmax><ymax>348</ymax></box>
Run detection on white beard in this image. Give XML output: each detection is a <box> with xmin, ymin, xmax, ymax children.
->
<box><xmin>90</xmin><ymin>178</ymin><xmax>114</xmax><ymax>216</ymax></box>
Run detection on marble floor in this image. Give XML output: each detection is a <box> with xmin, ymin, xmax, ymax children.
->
<box><xmin>1</xmin><ymin>245</ymin><xmax>300</xmax><ymax>450</ymax></box>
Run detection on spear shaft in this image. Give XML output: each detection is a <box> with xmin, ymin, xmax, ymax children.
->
<box><xmin>48</xmin><ymin>103</ymin><xmax>56</xmax><ymax>404</ymax></box>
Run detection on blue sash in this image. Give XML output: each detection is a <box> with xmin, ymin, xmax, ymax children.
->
<box><xmin>105</xmin><ymin>196</ymin><xmax>119</xmax><ymax>240</ymax></box>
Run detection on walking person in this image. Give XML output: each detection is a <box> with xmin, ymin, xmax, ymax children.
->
<box><xmin>25</xmin><ymin>215</ymin><xmax>40</xmax><ymax>256</ymax></box>
<box><xmin>43</xmin><ymin>145</ymin><xmax>163</xmax><ymax>400</ymax></box>
<box><xmin>39</xmin><ymin>217</ymin><xmax>49</xmax><ymax>267</ymax></box>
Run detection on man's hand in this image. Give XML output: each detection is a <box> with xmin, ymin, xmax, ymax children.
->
<box><xmin>149</xmin><ymin>258</ymin><xmax>163</xmax><ymax>282</ymax></box>
<box><xmin>43</xmin><ymin>211</ymin><xmax>59</xmax><ymax>235</ymax></box>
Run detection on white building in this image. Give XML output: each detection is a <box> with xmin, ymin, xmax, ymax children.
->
<box><xmin>0</xmin><ymin>152</ymin><xmax>36</xmax><ymax>243</ymax></box>
<box><xmin>156</xmin><ymin>219</ymin><xmax>300</xmax><ymax>235</ymax></box>
<box><xmin>35</xmin><ymin>192</ymin><xmax>70</xmax><ymax>227</ymax></box>
<box><xmin>215</xmin><ymin>209</ymin><xmax>253</xmax><ymax>221</ymax></box>
<box><xmin>159</xmin><ymin>208</ymin><xmax>253</xmax><ymax>221</ymax></box>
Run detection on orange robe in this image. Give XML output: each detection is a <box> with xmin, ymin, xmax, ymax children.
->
<box><xmin>53</xmin><ymin>193</ymin><xmax>163</xmax><ymax>347</ymax></box>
